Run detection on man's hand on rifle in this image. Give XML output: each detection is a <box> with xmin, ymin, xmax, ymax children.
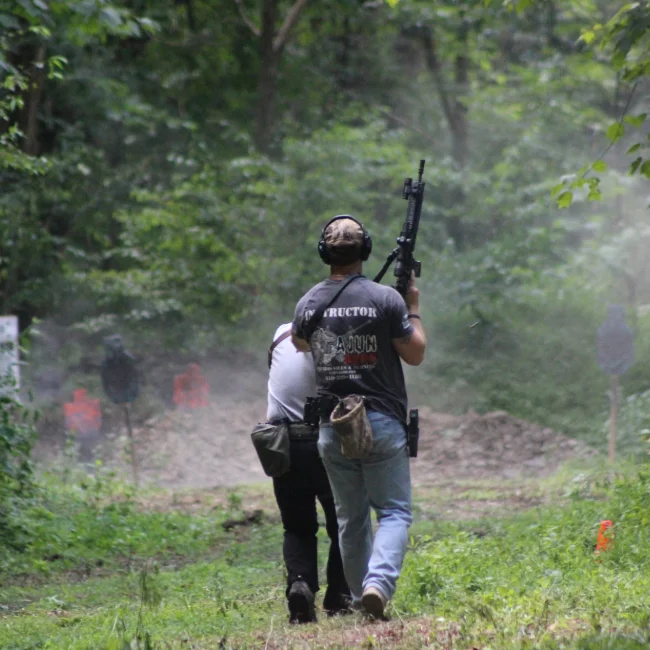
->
<box><xmin>392</xmin><ymin>272</ymin><xmax>427</xmax><ymax>366</ymax></box>
<box><xmin>405</xmin><ymin>272</ymin><xmax>420</xmax><ymax>314</ymax></box>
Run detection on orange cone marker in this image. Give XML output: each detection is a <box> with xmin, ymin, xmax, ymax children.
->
<box><xmin>595</xmin><ymin>520</ymin><xmax>614</xmax><ymax>556</ymax></box>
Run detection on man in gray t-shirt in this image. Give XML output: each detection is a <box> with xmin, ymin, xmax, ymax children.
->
<box><xmin>291</xmin><ymin>215</ymin><xmax>427</xmax><ymax>620</ymax></box>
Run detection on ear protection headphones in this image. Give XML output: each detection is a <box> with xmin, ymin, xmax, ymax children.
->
<box><xmin>317</xmin><ymin>214</ymin><xmax>373</xmax><ymax>264</ymax></box>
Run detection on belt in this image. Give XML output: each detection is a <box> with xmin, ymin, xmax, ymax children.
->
<box><xmin>288</xmin><ymin>422</ymin><xmax>319</xmax><ymax>440</ymax></box>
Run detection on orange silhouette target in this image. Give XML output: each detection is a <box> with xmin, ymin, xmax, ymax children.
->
<box><xmin>173</xmin><ymin>363</ymin><xmax>209</xmax><ymax>409</ymax></box>
<box><xmin>63</xmin><ymin>388</ymin><xmax>101</xmax><ymax>434</ymax></box>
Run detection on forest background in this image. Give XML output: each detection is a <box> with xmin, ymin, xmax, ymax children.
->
<box><xmin>4</xmin><ymin>2</ymin><xmax>650</xmax><ymax>648</ymax></box>
<box><xmin>2</xmin><ymin>0</ymin><xmax>650</xmax><ymax>453</ymax></box>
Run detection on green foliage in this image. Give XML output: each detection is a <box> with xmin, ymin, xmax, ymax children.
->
<box><xmin>61</xmin><ymin>119</ymin><xmax>416</xmax><ymax>347</ymax></box>
<box><xmin>398</xmin><ymin>469</ymin><xmax>650</xmax><ymax>647</ymax></box>
<box><xmin>413</xmin><ymin>179</ymin><xmax>650</xmax><ymax>442</ymax></box>
<box><xmin>0</xmin><ymin>472</ymin><xmax>282</xmax><ymax>649</ymax></box>
<box><xmin>0</xmin><ymin>467</ymin><xmax>244</xmax><ymax>578</ymax></box>
<box><xmin>609</xmin><ymin>390</ymin><xmax>650</xmax><ymax>459</ymax></box>
<box><xmin>552</xmin><ymin>1</ymin><xmax>650</xmax><ymax>205</ymax></box>
<box><xmin>0</xmin><ymin>0</ymin><xmax>154</xmax><ymax>169</ymax></box>
<box><xmin>596</xmin><ymin>2</ymin><xmax>650</xmax><ymax>82</ymax></box>
<box><xmin>0</xmin><ymin>0</ymin><xmax>161</xmax><ymax>320</ymax></box>
<box><xmin>0</xmin><ymin>396</ymin><xmax>37</xmax><ymax>549</ymax></box>
<box><xmin>72</xmin><ymin>177</ymin><xmax>261</xmax><ymax>337</ymax></box>
<box><xmin>417</xmin><ymin>244</ymin><xmax>614</xmax><ymax>439</ymax></box>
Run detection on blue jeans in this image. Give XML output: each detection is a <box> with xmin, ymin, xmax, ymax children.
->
<box><xmin>318</xmin><ymin>410</ymin><xmax>412</xmax><ymax>605</ymax></box>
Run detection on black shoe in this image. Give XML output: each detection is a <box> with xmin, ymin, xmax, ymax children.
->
<box><xmin>324</xmin><ymin>593</ymin><xmax>353</xmax><ymax>617</ymax></box>
<box><xmin>288</xmin><ymin>580</ymin><xmax>317</xmax><ymax>624</ymax></box>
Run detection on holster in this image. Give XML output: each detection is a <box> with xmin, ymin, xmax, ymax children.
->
<box><xmin>330</xmin><ymin>395</ymin><xmax>373</xmax><ymax>459</ymax></box>
<box><xmin>303</xmin><ymin>394</ymin><xmax>339</xmax><ymax>428</ymax></box>
<box><xmin>407</xmin><ymin>409</ymin><xmax>419</xmax><ymax>458</ymax></box>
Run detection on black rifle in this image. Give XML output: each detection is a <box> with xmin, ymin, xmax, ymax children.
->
<box><xmin>374</xmin><ymin>160</ymin><xmax>425</xmax><ymax>458</ymax></box>
<box><xmin>374</xmin><ymin>159</ymin><xmax>426</xmax><ymax>297</ymax></box>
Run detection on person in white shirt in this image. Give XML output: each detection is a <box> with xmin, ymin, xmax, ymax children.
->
<box><xmin>267</xmin><ymin>322</ymin><xmax>350</xmax><ymax>624</ymax></box>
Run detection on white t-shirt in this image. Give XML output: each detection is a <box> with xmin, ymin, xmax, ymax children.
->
<box><xmin>267</xmin><ymin>323</ymin><xmax>317</xmax><ymax>423</ymax></box>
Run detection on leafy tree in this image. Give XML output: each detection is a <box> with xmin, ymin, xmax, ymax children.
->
<box><xmin>1</xmin><ymin>0</ymin><xmax>648</xmax><ymax>447</ymax></box>
<box><xmin>0</xmin><ymin>0</ymin><xmax>157</xmax><ymax>325</ymax></box>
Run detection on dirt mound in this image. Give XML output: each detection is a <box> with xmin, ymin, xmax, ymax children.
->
<box><xmin>412</xmin><ymin>407</ymin><xmax>596</xmax><ymax>483</ymax></box>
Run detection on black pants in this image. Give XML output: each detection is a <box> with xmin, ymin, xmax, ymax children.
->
<box><xmin>272</xmin><ymin>437</ymin><xmax>350</xmax><ymax>610</ymax></box>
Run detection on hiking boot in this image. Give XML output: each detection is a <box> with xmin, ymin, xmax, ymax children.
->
<box><xmin>288</xmin><ymin>580</ymin><xmax>317</xmax><ymax>624</ymax></box>
<box><xmin>362</xmin><ymin>586</ymin><xmax>388</xmax><ymax>621</ymax></box>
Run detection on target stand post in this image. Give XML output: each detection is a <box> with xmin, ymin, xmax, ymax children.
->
<box><xmin>596</xmin><ymin>305</ymin><xmax>634</xmax><ymax>465</ymax></box>
<box><xmin>608</xmin><ymin>375</ymin><xmax>619</xmax><ymax>465</ymax></box>
<box><xmin>124</xmin><ymin>404</ymin><xmax>139</xmax><ymax>486</ymax></box>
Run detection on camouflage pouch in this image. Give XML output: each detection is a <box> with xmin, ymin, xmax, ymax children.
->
<box><xmin>330</xmin><ymin>396</ymin><xmax>373</xmax><ymax>459</ymax></box>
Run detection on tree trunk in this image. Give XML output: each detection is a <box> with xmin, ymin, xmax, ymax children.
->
<box><xmin>23</xmin><ymin>44</ymin><xmax>47</xmax><ymax>156</ymax></box>
<box><xmin>254</xmin><ymin>0</ymin><xmax>280</xmax><ymax>153</ymax></box>
<box><xmin>447</xmin><ymin>22</ymin><xmax>469</xmax><ymax>251</ymax></box>
<box><xmin>252</xmin><ymin>0</ymin><xmax>308</xmax><ymax>154</ymax></box>
<box><xmin>183</xmin><ymin>0</ymin><xmax>196</xmax><ymax>31</ymax></box>
<box><xmin>419</xmin><ymin>24</ymin><xmax>468</xmax><ymax>251</ymax></box>
<box><xmin>452</xmin><ymin>25</ymin><xmax>469</xmax><ymax>167</ymax></box>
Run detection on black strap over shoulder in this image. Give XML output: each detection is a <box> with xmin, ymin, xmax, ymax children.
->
<box><xmin>267</xmin><ymin>330</ymin><xmax>292</xmax><ymax>369</ymax></box>
<box><xmin>304</xmin><ymin>274</ymin><xmax>362</xmax><ymax>342</ymax></box>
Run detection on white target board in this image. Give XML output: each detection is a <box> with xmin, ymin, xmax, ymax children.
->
<box><xmin>0</xmin><ymin>316</ymin><xmax>20</xmax><ymax>397</ymax></box>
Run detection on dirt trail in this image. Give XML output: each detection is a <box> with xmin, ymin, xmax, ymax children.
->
<box><xmin>108</xmin><ymin>402</ymin><xmax>595</xmax><ymax>491</ymax></box>
<box><xmin>124</xmin><ymin>397</ymin><xmax>270</xmax><ymax>488</ymax></box>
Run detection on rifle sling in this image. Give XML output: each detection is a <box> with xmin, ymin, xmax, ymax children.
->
<box><xmin>304</xmin><ymin>274</ymin><xmax>362</xmax><ymax>341</ymax></box>
<box><xmin>267</xmin><ymin>330</ymin><xmax>292</xmax><ymax>369</ymax></box>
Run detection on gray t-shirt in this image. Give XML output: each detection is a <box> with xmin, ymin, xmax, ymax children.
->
<box><xmin>292</xmin><ymin>275</ymin><xmax>414</xmax><ymax>423</ymax></box>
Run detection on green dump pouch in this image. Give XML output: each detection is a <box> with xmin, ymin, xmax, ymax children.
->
<box><xmin>330</xmin><ymin>395</ymin><xmax>373</xmax><ymax>459</ymax></box>
<box><xmin>251</xmin><ymin>422</ymin><xmax>290</xmax><ymax>477</ymax></box>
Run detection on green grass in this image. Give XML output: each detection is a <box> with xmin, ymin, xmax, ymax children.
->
<box><xmin>396</xmin><ymin>466</ymin><xmax>650</xmax><ymax>649</ymax></box>
<box><xmin>1</xmin><ymin>555</ymin><xmax>284</xmax><ymax>649</ymax></box>
<box><xmin>2</xmin><ymin>464</ymin><xmax>650</xmax><ymax>649</ymax></box>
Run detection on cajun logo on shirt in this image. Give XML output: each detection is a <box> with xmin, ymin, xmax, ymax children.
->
<box><xmin>308</xmin><ymin>307</ymin><xmax>378</xmax><ymax>382</ymax></box>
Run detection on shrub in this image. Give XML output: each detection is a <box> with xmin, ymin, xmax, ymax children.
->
<box><xmin>608</xmin><ymin>390</ymin><xmax>650</xmax><ymax>459</ymax></box>
<box><xmin>0</xmin><ymin>394</ymin><xmax>37</xmax><ymax>548</ymax></box>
